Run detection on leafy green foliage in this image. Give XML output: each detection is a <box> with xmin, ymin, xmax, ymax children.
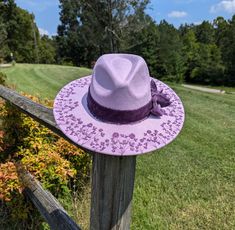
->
<box><xmin>1</xmin><ymin>1</ymin><xmax>235</xmax><ymax>86</ymax></box>
<box><xmin>123</xmin><ymin>15</ymin><xmax>159</xmax><ymax>77</ymax></box>
<box><xmin>56</xmin><ymin>2</ymin><xmax>235</xmax><ymax>86</ymax></box>
<box><xmin>156</xmin><ymin>20</ymin><xmax>185</xmax><ymax>82</ymax></box>
<box><xmin>0</xmin><ymin>0</ymin><xmax>39</xmax><ymax>63</ymax></box>
<box><xmin>0</xmin><ymin>90</ymin><xmax>91</xmax><ymax>228</ymax></box>
<box><xmin>190</xmin><ymin>44</ymin><xmax>224</xmax><ymax>84</ymax></box>
<box><xmin>0</xmin><ymin>17</ymin><xmax>8</xmax><ymax>61</ymax></box>
<box><xmin>195</xmin><ymin>21</ymin><xmax>215</xmax><ymax>44</ymax></box>
<box><xmin>57</xmin><ymin>0</ymin><xmax>150</xmax><ymax>66</ymax></box>
<box><xmin>0</xmin><ymin>71</ymin><xmax>7</xmax><ymax>85</ymax></box>
<box><xmin>0</xmin><ymin>0</ymin><xmax>57</xmax><ymax>65</ymax></box>
<box><xmin>38</xmin><ymin>35</ymin><xmax>56</xmax><ymax>64</ymax></box>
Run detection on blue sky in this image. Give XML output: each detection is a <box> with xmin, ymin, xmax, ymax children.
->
<box><xmin>15</xmin><ymin>0</ymin><xmax>235</xmax><ymax>36</ymax></box>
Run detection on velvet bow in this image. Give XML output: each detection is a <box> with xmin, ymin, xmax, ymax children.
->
<box><xmin>150</xmin><ymin>80</ymin><xmax>171</xmax><ymax>116</ymax></box>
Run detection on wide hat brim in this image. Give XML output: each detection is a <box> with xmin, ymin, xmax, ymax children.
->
<box><xmin>53</xmin><ymin>76</ymin><xmax>185</xmax><ymax>156</ymax></box>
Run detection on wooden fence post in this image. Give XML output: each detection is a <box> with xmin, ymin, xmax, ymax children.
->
<box><xmin>90</xmin><ymin>154</ymin><xmax>136</xmax><ymax>230</ymax></box>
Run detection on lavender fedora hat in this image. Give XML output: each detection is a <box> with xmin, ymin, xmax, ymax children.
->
<box><xmin>53</xmin><ymin>54</ymin><xmax>185</xmax><ymax>156</ymax></box>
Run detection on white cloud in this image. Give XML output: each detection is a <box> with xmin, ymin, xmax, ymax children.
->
<box><xmin>210</xmin><ymin>0</ymin><xmax>235</xmax><ymax>14</ymax></box>
<box><xmin>194</xmin><ymin>21</ymin><xmax>202</xmax><ymax>25</ymax></box>
<box><xmin>168</xmin><ymin>11</ymin><xmax>188</xmax><ymax>18</ymax></box>
<box><xmin>39</xmin><ymin>28</ymin><xmax>49</xmax><ymax>36</ymax></box>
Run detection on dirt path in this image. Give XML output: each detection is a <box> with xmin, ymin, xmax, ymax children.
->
<box><xmin>0</xmin><ymin>64</ymin><xmax>12</xmax><ymax>68</ymax></box>
<box><xmin>182</xmin><ymin>84</ymin><xmax>226</xmax><ymax>94</ymax></box>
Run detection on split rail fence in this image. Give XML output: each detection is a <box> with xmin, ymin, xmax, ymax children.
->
<box><xmin>0</xmin><ymin>85</ymin><xmax>136</xmax><ymax>230</ymax></box>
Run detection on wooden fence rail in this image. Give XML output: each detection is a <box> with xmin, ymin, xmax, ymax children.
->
<box><xmin>16</xmin><ymin>164</ymin><xmax>81</xmax><ymax>230</ymax></box>
<box><xmin>0</xmin><ymin>85</ymin><xmax>136</xmax><ymax>230</ymax></box>
<box><xmin>0</xmin><ymin>85</ymin><xmax>80</xmax><ymax>148</ymax></box>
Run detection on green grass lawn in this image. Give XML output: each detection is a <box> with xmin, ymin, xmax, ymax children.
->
<box><xmin>1</xmin><ymin>63</ymin><xmax>92</xmax><ymax>99</ymax></box>
<box><xmin>2</xmin><ymin>64</ymin><xmax>235</xmax><ymax>229</ymax></box>
<box><xmin>132</xmin><ymin>86</ymin><xmax>235</xmax><ymax>229</ymax></box>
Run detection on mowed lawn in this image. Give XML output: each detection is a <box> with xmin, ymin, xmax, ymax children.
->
<box><xmin>2</xmin><ymin>64</ymin><xmax>235</xmax><ymax>229</ymax></box>
<box><xmin>1</xmin><ymin>63</ymin><xmax>92</xmax><ymax>99</ymax></box>
<box><xmin>132</xmin><ymin>86</ymin><xmax>235</xmax><ymax>229</ymax></box>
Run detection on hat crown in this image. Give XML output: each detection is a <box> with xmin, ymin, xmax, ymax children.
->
<box><xmin>90</xmin><ymin>54</ymin><xmax>151</xmax><ymax>110</ymax></box>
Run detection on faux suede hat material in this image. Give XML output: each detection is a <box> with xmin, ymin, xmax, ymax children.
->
<box><xmin>53</xmin><ymin>54</ymin><xmax>185</xmax><ymax>156</ymax></box>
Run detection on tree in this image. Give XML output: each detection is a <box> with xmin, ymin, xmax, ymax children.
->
<box><xmin>57</xmin><ymin>0</ymin><xmax>150</xmax><ymax>67</ymax></box>
<box><xmin>0</xmin><ymin>0</ymin><xmax>40</xmax><ymax>63</ymax></box>
<box><xmin>181</xmin><ymin>26</ymin><xmax>225</xmax><ymax>85</ymax></box>
<box><xmin>188</xmin><ymin>43</ymin><xmax>224</xmax><ymax>85</ymax></box>
<box><xmin>57</xmin><ymin>0</ymin><xmax>83</xmax><ymax>65</ymax></box>
<box><xmin>181</xmin><ymin>29</ymin><xmax>200</xmax><ymax>82</ymax></box>
<box><xmin>195</xmin><ymin>21</ymin><xmax>215</xmax><ymax>44</ymax></box>
<box><xmin>38</xmin><ymin>35</ymin><xmax>56</xmax><ymax>64</ymax></box>
<box><xmin>213</xmin><ymin>16</ymin><xmax>229</xmax><ymax>46</ymax></box>
<box><xmin>0</xmin><ymin>18</ymin><xmax>8</xmax><ymax>61</ymax></box>
<box><xmin>124</xmin><ymin>16</ymin><xmax>159</xmax><ymax>76</ymax></box>
<box><xmin>225</xmin><ymin>15</ymin><xmax>235</xmax><ymax>85</ymax></box>
<box><xmin>213</xmin><ymin>15</ymin><xmax>235</xmax><ymax>86</ymax></box>
<box><xmin>178</xmin><ymin>23</ymin><xmax>194</xmax><ymax>37</ymax></box>
<box><xmin>155</xmin><ymin>20</ymin><xmax>185</xmax><ymax>82</ymax></box>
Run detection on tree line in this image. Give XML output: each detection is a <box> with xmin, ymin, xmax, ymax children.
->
<box><xmin>0</xmin><ymin>0</ymin><xmax>235</xmax><ymax>86</ymax></box>
<box><xmin>0</xmin><ymin>0</ymin><xmax>56</xmax><ymax>64</ymax></box>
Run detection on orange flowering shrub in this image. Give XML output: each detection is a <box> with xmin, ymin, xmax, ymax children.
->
<box><xmin>0</xmin><ymin>162</ymin><xmax>35</xmax><ymax>224</ymax></box>
<box><xmin>0</xmin><ymin>162</ymin><xmax>21</xmax><ymax>202</ymax></box>
<box><xmin>55</xmin><ymin>138</ymin><xmax>91</xmax><ymax>182</ymax></box>
<box><xmin>0</xmin><ymin>72</ymin><xmax>7</xmax><ymax>152</ymax></box>
<box><xmin>0</xmin><ymin>86</ymin><xmax>91</xmax><ymax>227</ymax></box>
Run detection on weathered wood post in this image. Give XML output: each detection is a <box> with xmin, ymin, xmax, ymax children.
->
<box><xmin>90</xmin><ymin>154</ymin><xmax>136</xmax><ymax>230</ymax></box>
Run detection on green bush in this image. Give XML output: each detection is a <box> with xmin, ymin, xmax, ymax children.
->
<box><xmin>12</xmin><ymin>60</ymin><xmax>16</xmax><ymax>66</ymax></box>
<box><xmin>0</xmin><ymin>71</ymin><xmax>7</xmax><ymax>85</ymax></box>
<box><xmin>0</xmin><ymin>91</ymin><xmax>91</xmax><ymax>229</ymax></box>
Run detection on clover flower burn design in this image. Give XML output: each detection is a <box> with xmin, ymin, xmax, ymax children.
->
<box><xmin>54</xmin><ymin>77</ymin><xmax>184</xmax><ymax>155</ymax></box>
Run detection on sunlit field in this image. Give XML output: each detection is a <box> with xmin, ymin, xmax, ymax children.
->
<box><xmin>2</xmin><ymin>64</ymin><xmax>235</xmax><ymax>229</ymax></box>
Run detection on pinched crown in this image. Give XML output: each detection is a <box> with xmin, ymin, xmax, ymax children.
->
<box><xmin>90</xmin><ymin>54</ymin><xmax>151</xmax><ymax>110</ymax></box>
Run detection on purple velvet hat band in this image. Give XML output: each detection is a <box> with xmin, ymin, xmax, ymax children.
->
<box><xmin>87</xmin><ymin>80</ymin><xmax>171</xmax><ymax>124</ymax></box>
<box><xmin>87</xmin><ymin>89</ymin><xmax>152</xmax><ymax>124</ymax></box>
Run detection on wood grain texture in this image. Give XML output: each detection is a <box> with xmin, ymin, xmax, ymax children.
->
<box><xmin>0</xmin><ymin>85</ymin><xmax>82</xmax><ymax>149</ymax></box>
<box><xmin>17</xmin><ymin>165</ymin><xmax>81</xmax><ymax>230</ymax></box>
<box><xmin>90</xmin><ymin>154</ymin><xmax>136</xmax><ymax>230</ymax></box>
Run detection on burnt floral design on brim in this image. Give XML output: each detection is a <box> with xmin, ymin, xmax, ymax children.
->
<box><xmin>53</xmin><ymin>76</ymin><xmax>185</xmax><ymax>156</ymax></box>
